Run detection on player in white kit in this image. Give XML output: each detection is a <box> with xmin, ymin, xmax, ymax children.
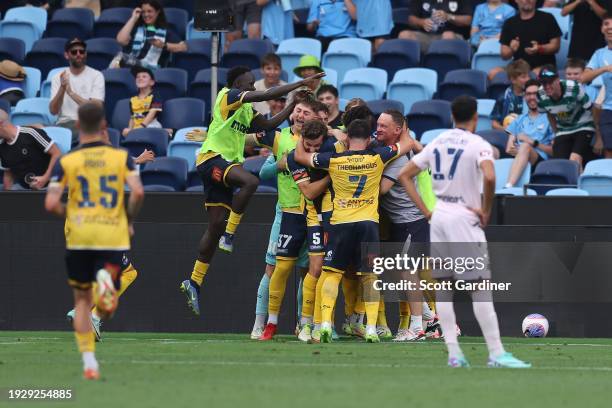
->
<box><xmin>398</xmin><ymin>96</ymin><xmax>531</xmax><ymax>368</ymax></box>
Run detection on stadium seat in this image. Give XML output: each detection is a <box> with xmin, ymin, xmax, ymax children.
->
<box><xmin>277</xmin><ymin>38</ymin><xmax>322</xmax><ymax>75</ymax></box>
<box><xmin>243</xmin><ymin>156</ymin><xmax>267</xmax><ymax>177</ymax></box>
<box><xmin>471</xmin><ymin>39</ymin><xmax>507</xmax><ymax>74</ymax></box>
<box><xmin>168</xmin><ymin>141</ymin><xmax>200</xmax><ymax>169</ymax></box>
<box><xmin>107</xmin><ymin>127</ymin><xmax>120</xmax><ymax>147</ymax></box>
<box><xmin>529</xmin><ymin>159</ymin><xmax>580</xmax><ymax>195</ymax></box>
<box><xmin>103</xmin><ymin>68</ymin><xmax>137</xmax><ymax>121</ymax></box>
<box><xmin>169</xmin><ymin>0</ymin><xmax>194</xmax><ymax>19</ymax></box>
<box><xmin>477</xmin><ymin>129</ymin><xmax>509</xmax><ymax>158</ymax></box>
<box><xmin>24</xmin><ymin>38</ymin><xmax>67</xmax><ymax>79</ymax></box>
<box><xmin>143</xmin><ymin>184</ymin><xmax>176</xmax><ymax>192</ymax></box>
<box><xmin>322</xmin><ymin>38</ymin><xmax>372</xmax><ymax>83</ymax></box>
<box><xmin>111</xmin><ymin>98</ymin><xmax>131</xmax><ymax>130</ymax></box>
<box><xmin>540</xmin><ymin>7</ymin><xmax>570</xmax><ymax>38</ymax></box>
<box><xmin>44</xmin><ymin>8</ymin><xmax>94</xmax><ymax>39</ymax></box>
<box><xmin>189</xmin><ymin>68</ymin><xmax>229</xmax><ymax>118</ymax></box>
<box><xmin>122</xmin><ymin>128</ymin><xmax>169</xmax><ymax>157</ymax></box>
<box><xmin>0</xmin><ymin>7</ymin><xmax>47</xmax><ymax>52</ymax></box>
<box><xmin>44</xmin><ymin>126</ymin><xmax>71</xmax><ymax>153</ymax></box>
<box><xmin>578</xmin><ymin>159</ymin><xmax>612</xmax><ymax>196</ymax></box>
<box><xmin>494</xmin><ymin>159</ymin><xmax>531</xmax><ymax>191</ymax></box>
<box><xmin>556</xmin><ymin>37</ymin><xmax>570</xmax><ymax>71</ymax></box>
<box><xmin>174</xmin><ymin>126</ymin><xmax>207</xmax><ymax>142</ymax></box>
<box><xmin>161</xmin><ymin>98</ymin><xmax>205</xmax><ymax>129</ymax></box>
<box><xmin>437</xmin><ymin>69</ymin><xmax>488</xmax><ymax>101</ymax></box>
<box><xmin>488</xmin><ymin>71</ymin><xmax>510</xmax><ymax>101</ymax></box>
<box><xmin>187</xmin><ymin>19</ymin><xmax>212</xmax><ymax>40</ymax></box>
<box><xmin>85</xmin><ymin>38</ymin><xmax>122</xmax><ymax>71</ymax></box>
<box><xmin>387</xmin><ymin>68</ymin><xmax>437</xmax><ymax>114</ymax></box>
<box><xmin>423</xmin><ymin>39</ymin><xmax>471</xmax><ymax>84</ymax></box>
<box><xmin>406</xmin><ymin>100</ymin><xmax>452</xmax><ymax>139</ymax></box>
<box><xmin>0</xmin><ymin>38</ymin><xmax>26</xmax><ymax>64</ymax></box>
<box><xmin>154</xmin><ymin>68</ymin><xmax>188</xmax><ymax>101</ymax></box>
<box><xmin>173</xmin><ymin>39</ymin><xmax>212</xmax><ymax>83</ymax></box>
<box><xmin>221</xmin><ymin>39</ymin><xmax>275</xmax><ymax>70</ymax></box>
<box><xmin>367</xmin><ymin>99</ymin><xmax>404</xmax><ymax>117</ymax></box>
<box><xmin>545</xmin><ymin>188</ymin><xmax>589</xmax><ymax>196</ymax></box>
<box><xmin>420</xmin><ymin>128</ymin><xmax>449</xmax><ymax>145</ymax></box>
<box><xmin>4</xmin><ymin>6</ymin><xmax>47</xmax><ymax>34</ymax></box>
<box><xmin>140</xmin><ymin>156</ymin><xmax>188</xmax><ymax>191</ymax></box>
<box><xmin>256</xmin><ymin>185</ymin><xmax>278</xmax><ymax>193</ymax></box>
<box><xmin>185</xmin><ymin>185</ymin><xmax>202</xmax><ymax>192</ymax></box>
<box><xmin>339</xmin><ymin>68</ymin><xmax>388</xmax><ymax>101</ymax></box>
<box><xmin>165</xmin><ymin>8</ymin><xmax>189</xmax><ymax>40</ymax></box>
<box><xmin>94</xmin><ymin>7</ymin><xmax>132</xmax><ymax>39</ymax></box>
<box><xmin>370</xmin><ymin>39</ymin><xmax>420</xmax><ymax>80</ymax></box>
<box><xmin>187</xmin><ymin>170</ymin><xmax>201</xmax><ymax>188</ymax></box>
<box><xmin>477</xmin><ymin>99</ymin><xmax>496</xmax><ymax>132</ymax></box>
<box><xmin>40</xmin><ymin>67</ymin><xmax>68</xmax><ymax>98</ymax></box>
<box><xmin>11</xmin><ymin>97</ymin><xmax>55</xmax><ymax>126</ymax></box>
<box><xmin>0</xmin><ymin>99</ymin><xmax>10</xmax><ymax>114</ymax></box>
<box><xmin>495</xmin><ymin>187</ymin><xmax>537</xmax><ymax>196</ymax></box>
<box><xmin>23</xmin><ymin>67</ymin><xmax>41</xmax><ymax>99</ymax></box>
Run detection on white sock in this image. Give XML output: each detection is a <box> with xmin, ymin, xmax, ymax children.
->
<box><xmin>82</xmin><ymin>352</ymin><xmax>98</xmax><ymax>371</ymax></box>
<box><xmin>472</xmin><ymin>292</ymin><xmax>505</xmax><ymax>359</ymax></box>
<box><xmin>409</xmin><ymin>315</ymin><xmax>423</xmax><ymax>332</ymax></box>
<box><xmin>365</xmin><ymin>324</ymin><xmax>376</xmax><ymax>334</ymax></box>
<box><xmin>254</xmin><ymin>314</ymin><xmax>266</xmax><ymax>328</ymax></box>
<box><xmin>321</xmin><ymin>321</ymin><xmax>332</xmax><ymax>331</ymax></box>
<box><xmin>422</xmin><ymin>302</ymin><xmax>435</xmax><ymax>321</ymax></box>
<box><xmin>300</xmin><ymin>316</ymin><xmax>312</xmax><ymax>326</ymax></box>
<box><xmin>267</xmin><ymin>314</ymin><xmax>278</xmax><ymax>325</ymax></box>
<box><xmin>314</xmin><ymin>323</ymin><xmax>321</xmax><ymax>331</ymax></box>
<box><xmin>436</xmin><ymin>301</ymin><xmax>463</xmax><ymax>358</ymax></box>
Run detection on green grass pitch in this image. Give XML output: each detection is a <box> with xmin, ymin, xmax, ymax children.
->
<box><xmin>1</xmin><ymin>331</ymin><xmax>611</xmax><ymax>408</ymax></box>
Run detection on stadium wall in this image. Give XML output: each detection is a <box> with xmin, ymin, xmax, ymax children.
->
<box><xmin>1</xmin><ymin>192</ymin><xmax>612</xmax><ymax>337</ymax></box>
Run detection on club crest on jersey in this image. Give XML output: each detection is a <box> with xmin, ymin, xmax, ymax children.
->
<box><xmin>449</xmin><ymin>1</ymin><xmax>458</xmax><ymax>12</ymax></box>
<box><xmin>423</xmin><ymin>2</ymin><xmax>430</xmax><ymax>11</ymax></box>
<box><xmin>22</xmin><ymin>148</ymin><xmax>28</xmax><ymax>155</ymax></box>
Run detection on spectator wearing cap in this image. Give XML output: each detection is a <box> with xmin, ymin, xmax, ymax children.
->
<box><xmin>307</xmin><ymin>0</ymin><xmax>356</xmax><ymax>52</ymax></box>
<box><xmin>114</xmin><ymin>0</ymin><xmax>187</xmax><ymax>69</ymax></box>
<box><xmin>122</xmin><ymin>66</ymin><xmax>163</xmax><ymax>137</ymax></box>
<box><xmin>344</xmin><ymin>0</ymin><xmax>394</xmax><ymax>51</ymax></box>
<box><xmin>537</xmin><ymin>66</ymin><xmax>595</xmax><ymax>167</ymax></box>
<box><xmin>286</xmin><ymin>55</ymin><xmax>326</xmax><ymax>106</ymax></box>
<box><xmin>0</xmin><ymin>60</ymin><xmax>26</xmax><ymax>107</ymax></box>
<box><xmin>49</xmin><ymin>38</ymin><xmax>105</xmax><ymax>146</ymax></box>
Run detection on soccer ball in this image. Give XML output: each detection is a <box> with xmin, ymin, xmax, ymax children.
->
<box><xmin>522</xmin><ymin>314</ymin><xmax>549</xmax><ymax>338</ymax></box>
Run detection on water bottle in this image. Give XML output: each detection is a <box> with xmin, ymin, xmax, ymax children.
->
<box><xmin>430</xmin><ymin>8</ymin><xmax>441</xmax><ymax>32</ymax></box>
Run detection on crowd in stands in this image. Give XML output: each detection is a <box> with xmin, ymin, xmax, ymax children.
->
<box><xmin>1</xmin><ymin>0</ymin><xmax>612</xmax><ymax>196</ymax></box>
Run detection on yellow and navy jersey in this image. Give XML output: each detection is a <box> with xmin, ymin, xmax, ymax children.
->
<box><xmin>310</xmin><ymin>143</ymin><xmax>401</xmax><ymax>224</ymax></box>
<box><xmin>129</xmin><ymin>91</ymin><xmax>162</xmax><ymax>128</ymax></box>
<box><xmin>49</xmin><ymin>142</ymin><xmax>138</xmax><ymax>250</ymax></box>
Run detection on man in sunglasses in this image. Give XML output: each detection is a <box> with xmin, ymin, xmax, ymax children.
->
<box><xmin>50</xmin><ymin>38</ymin><xmax>105</xmax><ymax>147</ymax></box>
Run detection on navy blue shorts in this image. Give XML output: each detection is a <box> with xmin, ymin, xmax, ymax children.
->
<box><xmin>323</xmin><ymin>221</ymin><xmax>380</xmax><ymax>274</ymax></box>
<box><xmin>389</xmin><ymin>218</ymin><xmax>430</xmax><ymax>243</ymax></box>
<box><xmin>196</xmin><ymin>155</ymin><xmax>239</xmax><ymax>211</ymax></box>
<box><xmin>65</xmin><ymin>250</ymin><xmax>123</xmax><ymax>290</ymax></box>
<box><xmin>599</xmin><ymin>109</ymin><xmax>612</xmax><ymax>150</ymax></box>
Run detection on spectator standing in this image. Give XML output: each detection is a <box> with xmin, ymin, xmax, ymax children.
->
<box><xmin>491</xmin><ymin>59</ymin><xmax>531</xmax><ymax>130</ymax></box>
<box><xmin>0</xmin><ymin>109</ymin><xmax>61</xmax><ymax>190</ymax></box>
<box><xmin>344</xmin><ymin>0</ymin><xmax>394</xmax><ymax>51</ymax></box>
<box><xmin>122</xmin><ymin>66</ymin><xmax>163</xmax><ymax>137</ymax></box>
<box><xmin>307</xmin><ymin>0</ymin><xmax>356</xmax><ymax>52</ymax></box>
<box><xmin>258</xmin><ymin>0</ymin><xmax>295</xmax><ymax>46</ymax></box>
<box><xmin>226</xmin><ymin>0</ymin><xmax>263</xmax><ymax>52</ymax></box>
<box><xmin>49</xmin><ymin>39</ymin><xmax>105</xmax><ymax>146</ymax></box>
<box><xmin>0</xmin><ymin>60</ymin><xmax>26</xmax><ymax>107</ymax></box>
<box><xmin>470</xmin><ymin>0</ymin><xmax>516</xmax><ymax>47</ymax></box>
<box><xmin>253</xmin><ymin>54</ymin><xmax>287</xmax><ymax>115</ymax></box>
<box><xmin>562</xmin><ymin>0</ymin><xmax>609</xmax><ymax>62</ymax></box>
<box><xmin>316</xmin><ymin>84</ymin><xmax>343</xmax><ymax>129</ymax></box>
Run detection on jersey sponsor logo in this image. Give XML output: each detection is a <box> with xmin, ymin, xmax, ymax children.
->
<box><xmin>324</xmin><ymin>250</ymin><xmax>333</xmax><ymax>261</ymax></box>
<box><xmin>230</xmin><ymin>120</ymin><xmax>249</xmax><ymax>134</ymax></box>
<box><xmin>212</xmin><ymin>166</ymin><xmax>224</xmax><ymax>182</ymax></box>
<box><xmin>337</xmin><ymin>197</ymin><xmax>375</xmax><ymax>209</ymax></box>
<box><xmin>21</xmin><ymin>148</ymin><xmax>28</xmax><ymax>156</ymax></box>
<box><xmin>291</xmin><ymin>168</ymin><xmax>308</xmax><ymax>182</ymax></box>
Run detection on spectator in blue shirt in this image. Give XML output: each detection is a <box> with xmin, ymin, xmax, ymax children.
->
<box><xmin>307</xmin><ymin>0</ymin><xmax>356</xmax><ymax>51</ymax></box>
<box><xmin>258</xmin><ymin>0</ymin><xmax>295</xmax><ymax>45</ymax></box>
<box><xmin>491</xmin><ymin>59</ymin><xmax>531</xmax><ymax>130</ymax></box>
<box><xmin>504</xmin><ymin>79</ymin><xmax>554</xmax><ymax>187</ymax></box>
<box><xmin>470</xmin><ymin>0</ymin><xmax>516</xmax><ymax>47</ymax></box>
<box><xmin>344</xmin><ymin>0</ymin><xmax>394</xmax><ymax>51</ymax></box>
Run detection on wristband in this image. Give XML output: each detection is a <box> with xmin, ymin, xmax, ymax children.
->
<box><xmin>532</xmin><ymin>140</ymin><xmax>539</xmax><ymax>148</ymax></box>
<box><xmin>537</xmin><ymin>44</ymin><xmax>544</xmax><ymax>55</ymax></box>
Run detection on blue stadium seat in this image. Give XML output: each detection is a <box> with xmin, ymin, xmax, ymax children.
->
<box><xmin>187</xmin><ymin>170</ymin><xmax>201</xmax><ymax>187</ymax></box>
<box><xmin>44</xmin><ymin>126</ymin><xmax>71</xmax><ymax>153</ymax></box>
<box><xmin>471</xmin><ymin>39</ymin><xmax>507</xmax><ymax>74</ymax></box>
<box><xmin>44</xmin><ymin>8</ymin><xmax>94</xmax><ymax>39</ymax></box>
<box><xmin>420</xmin><ymin>128</ymin><xmax>449</xmax><ymax>145</ymax></box>
<box><xmin>578</xmin><ymin>159</ymin><xmax>612</xmax><ymax>196</ymax></box>
<box><xmin>173</xmin><ymin>39</ymin><xmax>212</xmax><ymax>83</ymax></box>
<box><xmin>169</xmin><ymin>0</ymin><xmax>194</xmax><ymax>19</ymax></box>
<box><xmin>11</xmin><ymin>97</ymin><xmax>55</xmax><ymax>126</ymax></box>
<box><xmin>94</xmin><ymin>8</ymin><xmax>131</xmax><ymax>39</ymax></box>
<box><xmin>243</xmin><ymin>156</ymin><xmax>267</xmax><ymax>177</ymax></box>
<box><xmin>24</xmin><ymin>38</ymin><xmax>67</xmax><ymax>79</ymax></box>
<box><xmin>477</xmin><ymin>129</ymin><xmax>509</xmax><ymax>158</ymax></box>
<box><xmin>154</xmin><ymin>68</ymin><xmax>188</xmax><ymax>101</ymax></box>
<box><xmin>406</xmin><ymin>100</ymin><xmax>452</xmax><ymax>140</ymax></box>
<box><xmin>143</xmin><ymin>184</ymin><xmax>176</xmax><ymax>192</ymax></box>
<box><xmin>540</xmin><ymin>7</ymin><xmax>569</xmax><ymax>38</ymax></box>
<box><xmin>545</xmin><ymin>188</ymin><xmax>589</xmax><ymax>196</ymax></box>
<box><xmin>277</xmin><ymin>38</ymin><xmax>322</xmax><ymax>75</ymax></box>
<box><xmin>323</xmin><ymin>38</ymin><xmax>372</xmax><ymax>83</ymax></box>
<box><xmin>221</xmin><ymin>39</ymin><xmax>275</xmax><ymax>69</ymax></box>
<box><xmin>488</xmin><ymin>71</ymin><xmax>510</xmax><ymax>101</ymax></box>
<box><xmin>40</xmin><ymin>67</ymin><xmax>68</xmax><ymax>98</ymax></box>
<box><xmin>23</xmin><ymin>67</ymin><xmax>41</xmax><ymax>99</ymax></box>
<box><xmin>140</xmin><ymin>156</ymin><xmax>188</xmax><ymax>191</ymax></box>
<box><xmin>495</xmin><ymin>187</ymin><xmax>537</xmax><ymax>196</ymax></box>
<box><xmin>0</xmin><ymin>99</ymin><xmax>10</xmax><ymax>114</ymax></box>
<box><xmin>494</xmin><ymin>159</ymin><xmax>531</xmax><ymax>190</ymax></box>
<box><xmin>165</xmin><ymin>8</ymin><xmax>189</xmax><ymax>40</ymax></box>
<box><xmin>103</xmin><ymin>68</ymin><xmax>137</xmax><ymax>121</ymax></box>
<box><xmin>392</xmin><ymin>7</ymin><xmax>410</xmax><ymax>27</ymax></box>
<box><xmin>477</xmin><ymin>99</ymin><xmax>496</xmax><ymax>132</ymax></box>
<box><xmin>168</xmin><ymin>141</ymin><xmax>200</xmax><ymax>169</ymax></box>
<box><xmin>161</xmin><ymin>98</ymin><xmax>205</xmax><ymax>129</ymax></box>
<box><xmin>174</xmin><ymin>126</ymin><xmax>207</xmax><ymax>142</ymax></box>
<box><xmin>556</xmin><ymin>37</ymin><xmax>570</xmax><ymax>71</ymax></box>
<box><xmin>257</xmin><ymin>185</ymin><xmax>278</xmax><ymax>193</ymax></box>
<box><xmin>437</xmin><ymin>69</ymin><xmax>488</xmax><ymax>101</ymax></box>
<box><xmin>387</xmin><ymin>68</ymin><xmax>437</xmax><ymax>114</ymax></box>
<box><xmin>424</xmin><ymin>39</ymin><xmax>471</xmax><ymax>84</ymax></box>
<box><xmin>185</xmin><ymin>185</ymin><xmax>203</xmax><ymax>192</ymax></box>
<box><xmin>370</xmin><ymin>39</ymin><xmax>420</xmax><ymax>80</ymax></box>
<box><xmin>0</xmin><ymin>38</ymin><xmax>26</xmax><ymax>64</ymax></box>
<box><xmin>340</xmin><ymin>68</ymin><xmax>388</xmax><ymax>101</ymax></box>
<box><xmin>122</xmin><ymin>128</ymin><xmax>169</xmax><ymax>157</ymax></box>
<box><xmin>189</xmin><ymin>68</ymin><xmax>229</xmax><ymax>118</ymax></box>
<box><xmin>111</xmin><ymin>98</ymin><xmax>131</xmax><ymax>130</ymax></box>
<box><xmin>107</xmin><ymin>127</ymin><xmax>120</xmax><ymax>147</ymax></box>
<box><xmin>187</xmin><ymin>20</ymin><xmax>211</xmax><ymax>40</ymax></box>
<box><xmin>4</xmin><ymin>6</ymin><xmax>47</xmax><ymax>34</ymax></box>
<box><xmin>0</xmin><ymin>7</ymin><xmax>47</xmax><ymax>52</ymax></box>
<box><xmin>86</xmin><ymin>38</ymin><xmax>122</xmax><ymax>71</ymax></box>
<box><xmin>367</xmin><ymin>99</ymin><xmax>404</xmax><ymax>117</ymax></box>
<box><xmin>530</xmin><ymin>159</ymin><xmax>580</xmax><ymax>195</ymax></box>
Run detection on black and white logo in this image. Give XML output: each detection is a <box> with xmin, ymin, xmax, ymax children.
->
<box><xmin>449</xmin><ymin>1</ymin><xmax>458</xmax><ymax>12</ymax></box>
<box><xmin>21</xmin><ymin>148</ymin><xmax>28</xmax><ymax>156</ymax></box>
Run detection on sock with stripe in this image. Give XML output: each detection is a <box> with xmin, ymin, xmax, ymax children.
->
<box><xmin>313</xmin><ymin>272</ymin><xmax>325</xmax><ymax>325</ymax></box>
<box><xmin>301</xmin><ymin>273</ymin><xmax>318</xmax><ymax>321</ymax></box>
<box><xmin>190</xmin><ymin>260</ymin><xmax>209</xmax><ymax>293</ymax></box>
<box><xmin>225</xmin><ymin>211</ymin><xmax>243</xmax><ymax>235</ymax></box>
<box><xmin>268</xmin><ymin>259</ymin><xmax>295</xmax><ymax>316</ymax></box>
<box><xmin>377</xmin><ymin>296</ymin><xmax>388</xmax><ymax>327</ymax></box>
<box><xmin>320</xmin><ymin>271</ymin><xmax>342</xmax><ymax>324</ymax></box>
<box><xmin>398</xmin><ymin>301</ymin><xmax>411</xmax><ymax>330</ymax></box>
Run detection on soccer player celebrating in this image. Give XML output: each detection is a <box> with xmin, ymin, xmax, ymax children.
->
<box><xmin>398</xmin><ymin>96</ymin><xmax>530</xmax><ymax>368</ymax></box>
<box><xmin>45</xmin><ymin>102</ymin><xmax>144</xmax><ymax>379</ymax></box>
<box><xmin>180</xmin><ymin>66</ymin><xmax>324</xmax><ymax>316</ymax></box>
<box><xmin>295</xmin><ymin>119</ymin><xmax>413</xmax><ymax>343</ymax></box>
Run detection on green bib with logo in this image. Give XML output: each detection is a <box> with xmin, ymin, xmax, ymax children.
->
<box><xmin>276</xmin><ymin>127</ymin><xmax>301</xmax><ymax>210</ymax></box>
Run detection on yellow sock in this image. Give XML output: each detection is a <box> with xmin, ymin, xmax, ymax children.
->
<box><xmin>361</xmin><ymin>274</ymin><xmax>379</xmax><ymax>326</ymax></box>
<box><xmin>75</xmin><ymin>331</ymin><xmax>95</xmax><ymax>353</ymax></box>
<box><xmin>341</xmin><ymin>277</ymin><xmax>357</xmax><ymax>317</ymax></box>
<box><xmin>377</xmin><ymin>296</ymin><xmax>388</xmax><ymax>327</ymax></box>
<box><xmin>321</xmin><ymin>271</ymin><xmax>342</xmax><ymax>324</ymax></box>
<box><xmin>225</xmin><ymin>211</ymin><xmax>243</xmax><ymax>235</ymax></box>
<box><xmin>268</xmin><ymin>259</ymin><xmax>295</xmax><ymax>315</ymax></box>
<box><xmin>353</xmin><ymin>280</ymin><xmax>365</xmax><ymax>315</ymax></box>
<box><xmin>301</xmin><ymin>273</ymin><xmax>318</xmax><ymax>318</ymax></box>
<box><xmin>399</xmin><ymin>301</ymin><xmax>411</xmax><ymax>329</ymax></box>
<box><xmin>314</xmin><ymin>272</ymin><xmax>325</xmax><ymax>324</ymax></box>
<box><xmin>190</xmin><ymin>260</ymin><xmax>209</xmax><ymax>287</ymax></box>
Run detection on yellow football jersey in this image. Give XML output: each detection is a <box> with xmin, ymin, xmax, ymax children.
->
<box><xmin>50</xmin><ymin>142</ymin><xmax>138</xmax><ymax>250</ymax></box>
<box><xmin>311</xmin><ymin>143</ymin><xmax>400</xmax><ymax>224</ymax></box>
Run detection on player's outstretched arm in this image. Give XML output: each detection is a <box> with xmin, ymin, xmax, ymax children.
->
<box><xmin>251</xmin><ymin>100</ymin><xmax>297</xmax><ymax>131</ymax></box>
<box><xmin>398</xmin><ymin>162</ymin><xmax>431</xmax><ymax>220</ymax></box>
<box><xmin>242</xmin><ymin>72</ymin><xmax>326</xmax><ymax>104</ymax></box>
